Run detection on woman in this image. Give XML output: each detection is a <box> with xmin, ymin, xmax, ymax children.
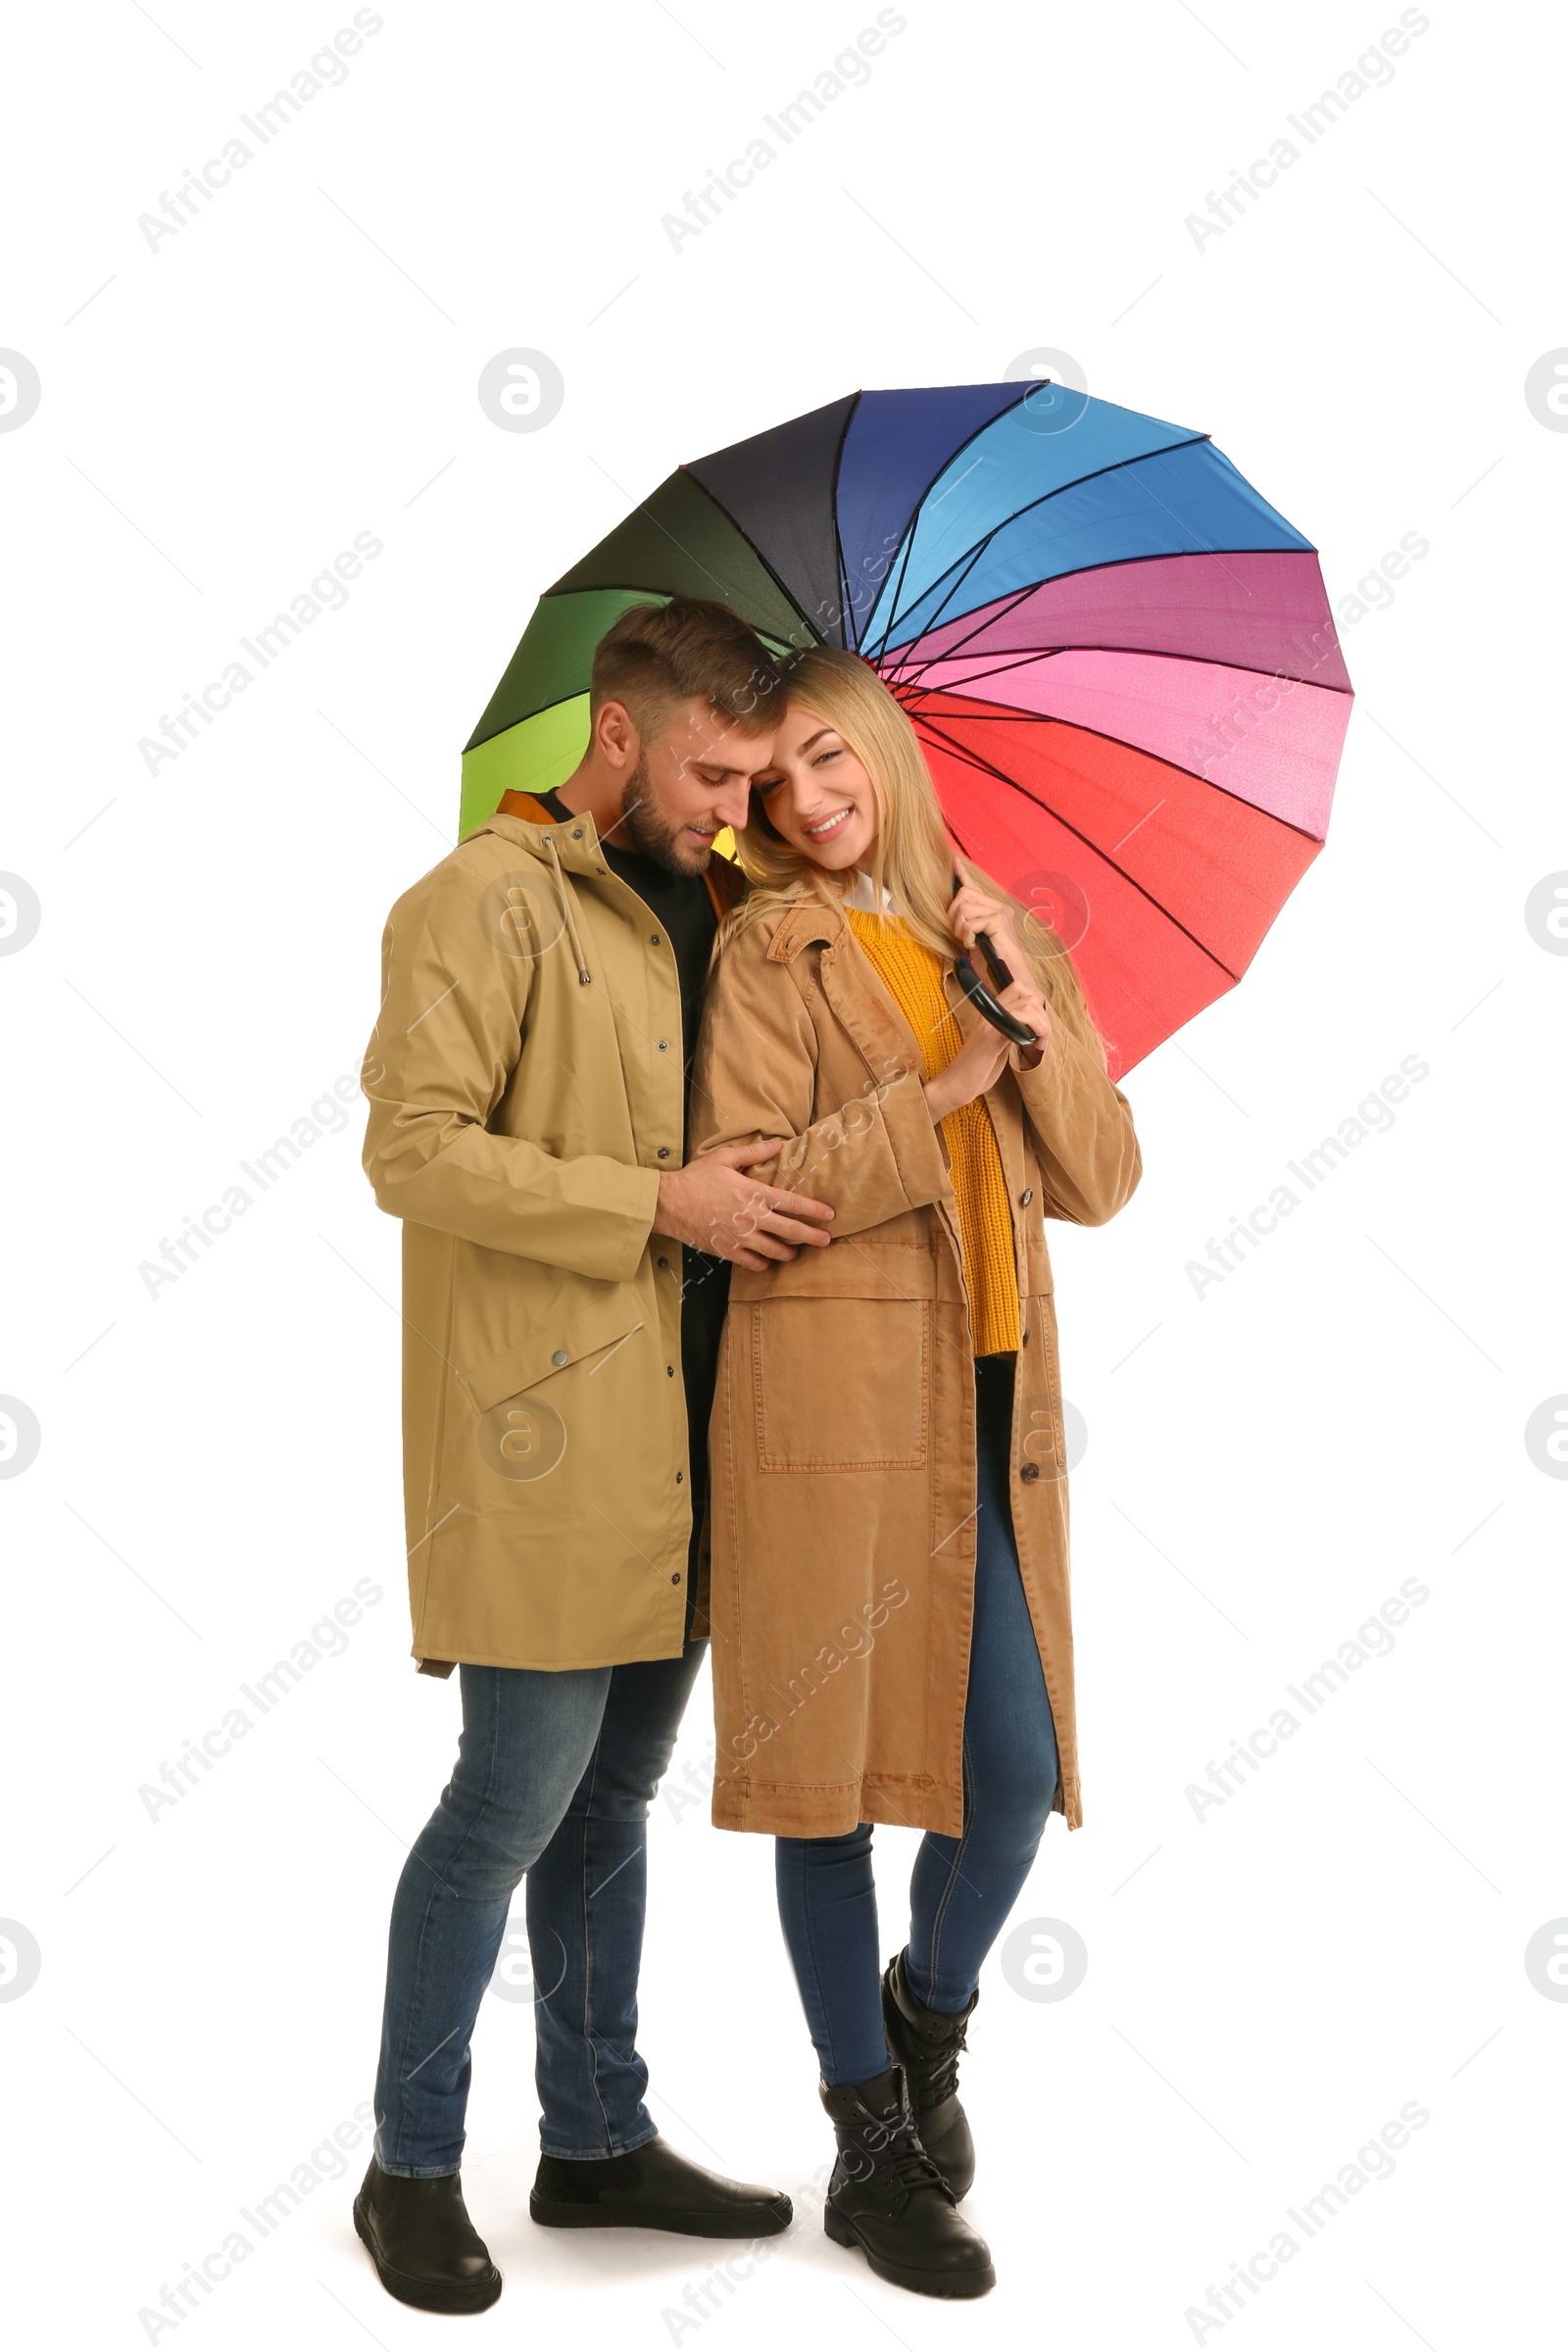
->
<box><xmin>689</xmin><ymin>649</ymin><xmax>1142</xmax><ymax>2299</ymax></box>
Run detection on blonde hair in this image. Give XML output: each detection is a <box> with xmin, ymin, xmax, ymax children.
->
<box><xmin>724</xmin><ymin>646</ymin><xmax>1107</xmax><ymax>1064</ymax></box>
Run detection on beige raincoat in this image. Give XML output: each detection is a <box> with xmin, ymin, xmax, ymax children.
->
<box><xmin>689</xmin><ymin>893</ymin><xmax>1142</xmax><ymax>1836</ymax></box>
<box><xmin>361</xmin><ymin>793</ymin><xmax>741</xmax><ymax>1674</ymax></box>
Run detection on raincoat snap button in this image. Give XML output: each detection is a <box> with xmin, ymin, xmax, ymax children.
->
<box><xmin>551</xmin><ymin>1349</ymin><xmax>568</xmax><ymax>1367</ymax></box>
<box><xmin>658</xmin><ymin>1147</ymin><xmax>670</xmax><ymax>1158</ymax></box>
<box><xmin>571</xmin><ymin>827</ymin><xmax>584</xmax><ymax>839</ymax></box>
<box><xmin>658</xmin><ymin>1039</ymin><xmax>669</xmax><ymax>1052</ymax></box>
<box><xmin>1020</xmin><ymin>1188</ymin><xmax>1034</xmax><ymax>1204</ymax></box>
<box><xmin>675</xmin><ymin>1471</ymin><xmax>684</xmax><ymax>1484</ymax></box>
<box><xmin>650</xmin><ymin>932</ymin><xmax>662</xmax><ymax>946</ymax></box>
<box><xmin>666</xmin><ymin>1365</ymin><xmax>675</xmax><ymax>1378</ymax></box>
<box><xmin>1020</xmin><ymin>1461</ymin><xmax>1041</xmax><ymax>1482</ymax></box>
<box><xmin>657</xmin><ymin>1256</ymin><xmax>669</xmax><ymax>1270</ymax></box>
<box><xmin>671</xmin><ymin>1573</ymin><xmax>681</xmax><ymax>1585</ymax></box>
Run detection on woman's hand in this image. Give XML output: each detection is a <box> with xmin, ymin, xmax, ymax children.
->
<box><xmin>923</xmin><ymin>1014</ymin><xmax>1010</xmax><ymax>1122</ymax></box>
<box><xmin>945</xmin><ymin>868</ymin><xmax>1053</xmax><ymax>1067</ymax></box>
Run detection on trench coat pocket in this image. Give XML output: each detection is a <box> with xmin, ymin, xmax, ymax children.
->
<box><xmin>458</xmin><ymin>1294</ymin><xmax>646</xmax><ymax>1416</ymax></box>
<box><xmin>730</xmin><ymin>1238</ymin><xmax>942</xmax><ymax>1304</ymax></box>
<box><xmin>750</xmin><ymin>1298</ymin><xmax>930</xmax><ymax>1471</ymax></box>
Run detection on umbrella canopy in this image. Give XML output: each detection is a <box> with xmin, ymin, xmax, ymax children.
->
<box><xmin>463</xmin><ymin>382</ymin><xmax>1351</xmax><ymax>1075</ymax></box>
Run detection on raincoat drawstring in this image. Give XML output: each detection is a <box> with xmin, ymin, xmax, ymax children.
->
<box><xmin>545</xmin><ymin>834</ymin><xmax>593</xmax><ymax>987</ymax></box>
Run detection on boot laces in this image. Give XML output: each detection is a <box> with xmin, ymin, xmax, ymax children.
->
<box><xmin>913</xmin><ymin>2014</ymin><xmax>968</xmax><ymax>2105</ymax></box>
<box><xmin>856</xmin><ymin>2108</ymin><xmax>949</xmax><ymax>2204</ymax></box>
<box><xmin>886</xmin><ymin>2141</ymin><xmax>949</xmax><ymax>2202</ymax></box>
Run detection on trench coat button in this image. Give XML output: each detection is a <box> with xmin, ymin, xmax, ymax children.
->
<box><xmin>1020</xmin><ymin>1460</ymin><xmax>1041</xmax><ymax>1482</ymax></box>
<box><xmin>650</xmin><ymin>932</ymin><xmax>662</xmax><ymax>945</ymax></box>
<box><xmin>657</xmin><ymin>1255</ymin><xmax>669</xmax><ymax>1270</ymax></box>
<box><xmin>658</xmin><ymin>1147</ymin><xmax>670</xmax><ymax>1158</ymax></box>
<box><xmin>671</xmin><ymin>1573</ymin><xmax>681</xmax><ymax>1584</ymax></box>
<box><xmin>675</xmin><ymin>1470</ymin><xmax>684</xmax><ymax>1483</ymax></box>
<box><xmin>551</xmin><ymin>1349</ymin><xmax>568</xmax><ymax>1366</ymax></box>
<box><xmin>1020</xmin><ymin>1188</ymin><xmax>1034</xmax><ymax>1205</ymax></box>
<box><xmin>666</xmin><ymin>1365</ymin><xmax>675</xmax><ymax>1377</ymax></box>
<box><xmin>571</xmin><ymin>827</ymin><xmax>584</xmax><ymax>839</ymax></box>
<box><xmin>658</xmin><ymin>1039</ymin><xmax>670</xmax><ymax>1052</ymax></box>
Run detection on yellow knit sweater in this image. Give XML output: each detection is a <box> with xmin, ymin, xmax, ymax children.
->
<box><xmin>846</xmin><ymin>909</ymin><xmax>1020</xmax><ymax>1356</ymax></box>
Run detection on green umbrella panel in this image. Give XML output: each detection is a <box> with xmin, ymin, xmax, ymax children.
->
<box><xmin>459</xmin><ymin>469</ymin><xmax>810</xmax><ymax>840</ymax></box>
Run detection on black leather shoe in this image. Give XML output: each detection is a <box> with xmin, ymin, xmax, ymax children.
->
<box><xmin>881</xmin><ymin>1947</ymin><xmax>978</xmax><ymax>2198</ymax></box>
<box><xmin>530</xmin><ymin>2133</ymin><xmax>791</xmax><ymax>2238</ymax></box>
<box><xmin>353</xmin><ymin>2157</ymin><xmax>502</xmax><ymax>2314</ymax></box>
<box><xmin>820</xmin><ymin>2065</ymin><xmax>994</xmax><ymax>2298</ymax></box>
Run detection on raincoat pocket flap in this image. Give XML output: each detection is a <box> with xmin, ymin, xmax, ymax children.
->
<box><xmin>458</xmin><ymin>1298</ymin><xmax>645</xmax><ymax>1416</ymax></box>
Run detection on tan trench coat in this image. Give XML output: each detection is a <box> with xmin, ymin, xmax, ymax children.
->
<box><xmin>689</xmin><ymin>895</ymin><xmax>1142</xmax><ymax>1838</ymax></box>
<box><xmin>361</xmin><ymin>795</ymin><xmax>741</xmax><ymax>1675</ymax></box>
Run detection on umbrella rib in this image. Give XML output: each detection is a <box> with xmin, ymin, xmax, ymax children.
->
<box><xmin>856</xmin><ymin>384</ymin><xmax>1034</xmax><ymax>658</ymax></box>
<box><xmin>945</xmin><ymin>795</ymin><xmax>1212</xmax><ymax>1077</ymax></box>
<box><xmin>888</xmin><ymin>436</ymin><xmax>1220</xmax><ymax>658</ymax></box>
<box><xmin>574</xmin><ymin>472</ymin><xmax>741</xmax><ymax>605</ymax></box>
<box><xmin>878</xmin><ymin>547</ymin><xmax>1349</xmax><ymax>687</ymax></box>
<box><xmin>870</xmin><ymin>432</ymin><xmax>1216</xmax><ymax>657</ymax></box>
<box><xmin>867</xmin><ymin>499</ymin><xmax>930</xmax><ymax>662</ymax></box>
<box><xmin>942</xmin><ymin>809</ymin><xmax>1188</xmax><ymax>1073</ymax></box>
<box><xmin>466</xmin><ymin>682</ymin><xmax>589</xmax><ymax>753</ymax></box>
<box><xmin>903</xmin><ymin>686</ymin><xmax>1335</xmax><ymax>856</ymax></box>
<box><xmin>883</xmin><ymin>542</ymin><xmax>1331</xmax><ymax>654</ymax></box>
<box><xmin>885</xmin><ymin>583</ymin><xmax>1045</xmax><ymax>687</ymax></box>
<box><xmin>896</xmin><ymin>638</ymin><xmax>1063</xmax><ymax>699</ymax></box>
<box><xmin>905</xmin><ymin>691</ymin><xmax>1329</xmax><ymax>848</ymax></box>
<box><xmin>897</xmin><ymin>636</ymin><xmax>1354</xmax><ymax>698</ymax></box>
<box><xmin>883</xmin><ymin>464</ymin><xmax>1162</xmax><ymax>667</ymax></box>
<box><xmin>682</xmin><ymin>397</ymin><xmax>862</xmax><ymax>654</ymax></box>
<box><xmin>828</xmin><ymin>393</ymin><xmax>860</xmax><ymax>651</ymax></box>
<box><xmin>1115</xmin><ymin>455</ymin><xmax>1288</xmax><ymax>605</ymax></box>
<box><xmin>527</xmin><ymin>576</ymin><xmax>807</xmax><ymax>641</ymax></box>
<box><xmin>881</xmin><ymin>534</ymin><xmax>1000</xmax><ymax>681</ymax></box>
<box><xmin>466</xmin><ymin>623</ymin><xmax>800</xmax><ymax>754</ymax></box>
<box><xmin>870</xmin><ymin>442</ymin><xmax>1026</xmax><ymax>664</ymax></box>
<box><xmin>911</xmin><ymin>705</ymin><xmax>1247</xmax><ymax>983</ymax></box>
<box><xmin>644</xmin><ymin>468</ymin><xmax>817</xmax><ymax>643</ymax></box>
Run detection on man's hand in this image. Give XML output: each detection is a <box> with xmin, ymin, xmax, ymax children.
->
<box><xmin>655</xmin><ymin>1141</ymin><xmax>835</xmax><ymax>1271</ymax></box>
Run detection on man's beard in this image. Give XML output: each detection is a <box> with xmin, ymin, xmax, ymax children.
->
<box><xmin>612</xmin><ymin>754</ymin><xmax>710</xmax><ymax>876</ymax></box>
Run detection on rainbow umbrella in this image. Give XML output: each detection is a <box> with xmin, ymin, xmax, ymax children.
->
<box><xmin>462</xmin><ymin>381</ymin><xmax>1351</xmax><ymax>1075</ymax></box>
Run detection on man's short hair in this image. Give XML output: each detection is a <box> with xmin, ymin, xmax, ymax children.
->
<box><xmin>590</xmin><ymin>597</ymin><xmax>785</xmax><ymax>742</ymax></box>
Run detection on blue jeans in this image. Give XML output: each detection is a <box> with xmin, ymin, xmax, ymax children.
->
<box><xmin>374</xmin><ymin>1641</ymin><xmax>707</xmax><ymax>2173</ymax></box>
<box><xmin>774</xmin><ymin>1352</ymin><xmax>1059</xmax><ymax>2085</ymax></box>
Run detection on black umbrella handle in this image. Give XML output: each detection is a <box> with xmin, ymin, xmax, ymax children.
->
<box><xmin>954</xmin><ymin>952</ymin><xmax>1039</xmax><ymax>1048</ymax></box>
<box><xmin>951</xmin><ymin>871</ymin><xmax>1038</xmax><ymax>1049</ymax></box>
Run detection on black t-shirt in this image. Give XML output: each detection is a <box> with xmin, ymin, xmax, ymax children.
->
<box><xmin>536</xmin><ymin>792</ymin><xmax>731</xmax><ymax>1595</ymax></box>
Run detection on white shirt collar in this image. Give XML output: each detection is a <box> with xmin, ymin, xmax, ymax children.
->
<box><xmin>843</xmin><ymin>867</ymin><xmax>898</xmax><ymax>913</ymax></box>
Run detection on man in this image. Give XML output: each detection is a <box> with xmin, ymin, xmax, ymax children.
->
<box><xmin>352</xmin><ymin>599</ymin><xmax>836</xmax><ymax>2314</ymax></box>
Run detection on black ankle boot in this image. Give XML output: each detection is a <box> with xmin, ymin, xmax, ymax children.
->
<box><xmin>881</xmin><ymin>1948</ymin><xmax>978</xmax><ymax>2198</ymax></box>
<box><xmin>819</xmin><ymin>2065</ymin><xmax>994</xmax><ymax>2298</ymax></box>
<box><xmin>353</xmin><ymin>2157</ymin><xmax>502</xmax><ymax>2313</ymax></box>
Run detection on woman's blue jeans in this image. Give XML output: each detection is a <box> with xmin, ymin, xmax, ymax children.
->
<box><xmin>374</xmin><ymin>1641</ymin><xmax>707</xmax><ymax>2174</ymax></box>
<box><xmin>774</xmin><ymin>1352</ymin><xmax>1060</xmax><ymax>2085</ymax></box>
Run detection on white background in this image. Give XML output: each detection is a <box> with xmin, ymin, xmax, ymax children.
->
<box><xmin>2</xmin><ymin>1</ymin><xmax>1564</xmax><ymax>2346</ymax></box>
